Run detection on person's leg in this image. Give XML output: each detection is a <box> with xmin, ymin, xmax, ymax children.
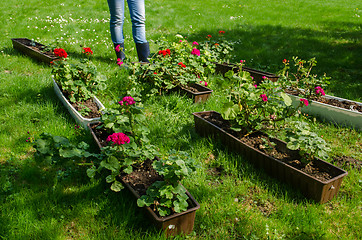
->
<box><xmin>107</xmin><ymin>0</ymin><xmax>126</xmax><ymax>61</ymax></box>
<box><xmin>127</xmin><ymin>0</ymin><xmax>149</xmax><ymax>62</ymax></box>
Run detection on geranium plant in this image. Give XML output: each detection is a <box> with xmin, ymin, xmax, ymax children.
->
<box><xmin>127</xmin><ymin>34</ymin><xmax>233</xmax><ymax>98</ymax></box>
<box><xmin>137</xmin><ymin>151</ymin><xmax>198</xmax><ymax>217</ymax></box>
<box><xmin>51</xmin><ymin>47</ymin><xmax>106</xmax><ymax>103</ymax></box>
<box><xmin>87</xmin><ymin>96</ymin><xmax>159</xmax><ymax>191</ymax></box>
<box><xmin>278</xmin><ymin>57</ymin><xmax>330</xmax><ymax>100</ymax></box>
<box><xmin>221</xmin><ymin>61</ymin><xmax>304</xmax><ymax>136</ymax></box>
<box><xmin>34</xmin><ymin>132</ymin><xmax>100</xmax><ymax>166</ymax></box>
<box><xmin>284</xmin><ymin>121</ymin><xmax>331</xmax><ymax>165</ymax></box>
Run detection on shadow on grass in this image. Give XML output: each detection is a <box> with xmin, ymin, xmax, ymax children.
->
<box><xmin>0</xmin><ymin>157</ymin><xmax>161</xmax><ymax>239</ymax></box>
<box><xmin>186</xmin><ymin>22</ymin><xmax>362</xmax><ymax>100</ymax></box>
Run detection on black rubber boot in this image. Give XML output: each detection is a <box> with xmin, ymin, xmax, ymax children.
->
<box><xmin>136</xmin><ymin>42</ymin><xmax>150</xmax><ymax>63</ymax></box>
<box><xmin>114</xmin><ymin>43</ymin><xmax>126</xmax><ymax>61</ymax></box>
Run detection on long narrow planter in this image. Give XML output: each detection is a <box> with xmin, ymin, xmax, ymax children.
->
<box><xmin>214</xmin><ymin>62</ymin><xmax>279</xmax><ymax>83</ymax></box>
<box><xmin>87</xmin><ymin>122</ymin><xmax>200</xmax><ymax>236</ymax></box>
<box><xmin>288</xmin><ymin>94</ymin><xmax>362</xmax><ymax>131</ymax></box>
<box><xmin>177</xmin><ymin>83</ymin><xmax>213</xmax><ymax>103</ymax></box>
<box><xmin>11</xmin><ymin>38</ymin><xmax>59</xmax><ymax>64</ymax></box>
<box><xmin>121</xmin><ymin>178</ymin><xmax>200</xmax><ymax>237</ymax></box>
<box><xmin>53</xmin><ymin>78</ymin><xmax>104</xmax><ymax>129</ymax></box>
<box><xmin>192</xmin><ymin>111</ymin><xmax>348</xmax><ymax>203</ymax></box>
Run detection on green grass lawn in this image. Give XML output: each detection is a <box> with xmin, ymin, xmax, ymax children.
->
<box><xmin>1</xmin><ymin>0</ymin><xmax>361</xmax><ymax>239</ymax></box>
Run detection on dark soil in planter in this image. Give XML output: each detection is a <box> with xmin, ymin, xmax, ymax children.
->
<box><xmin>89</xmin><ymin>122</ymin><xmax>110</xmax><ymax>147</ymax></box>
<box><xmin>16</xmin><ymin>38</ymin><xmax>56</xmax><ymax>58</ymax></box>
<box><xmin>331</xmin><ymin>156</ymin><xmax>361</xmax><ymax>171</ymax></box>
<box><xmin>181</xmin><ymin>84</ymin><xmax>200</xmax><ymax>93</ymax></box>
<box><xmin>121</xmin><ymin>159</ymin><xmax>163</xmax><ymax>196</ymax></box>
<box><xmin>71</xmin><ymin>98</ymin><xmax>101</xmax><ymax>118</ymax></box>
<box><xmin>120</xmin><ymin>160</ymin><xmax>195</xmax><ymax>218</ymax></box>
<box><xmin>286</xmin><ymin>89</ymin><xmax>362</xmax><ymax>113</ymax></box>
<box><xmin>199</xmin><ymin>112</ymin><xmax>339</xmax><ymax>181</ymax></box>
<box><xmin>61</xmin><ymin>89</ymin><xmax>101</xmax><ymax>118</ymax></box>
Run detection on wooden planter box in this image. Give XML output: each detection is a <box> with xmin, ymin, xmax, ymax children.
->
<box><xmin>11</xmin><ymin>38</ymin><xmax>59</xmax><ymax>64</ymax></box>
<box><xmin>214</xmin><ymin>62</ymin><xmax>279</xmax><ymax>83</ymax></box>
<box><xmin>87</xmin><ymin>122</ymin><xmax>200</xmax><ymax>236</ymax></box>
<box><xmin>192</xmin><ymin>111</ymin><xmax>348</xmax><ymax>203</ymax></box>
<box><xmin>288</xmin><ymin>94</ymin><xmax>362</xmax><ymax>131</ymax></box>
<box><xmin>177</xmin><ymin>83</ymin><xmax>213</xmax><ymax>103</ymax></box>
<box><xmin>53</xmin><ymin>78</ymin><xmax>104</xmax><ymax>129</ymax></box>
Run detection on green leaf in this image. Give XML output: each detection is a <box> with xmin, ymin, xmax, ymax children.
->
<box><xmin>280</xmin><ymin>92</ymin><xmax>292</xmax><ymax>106</ymax></box>
<box><xmin>106</xmin><ymin>174</ymin><xmax>115</xmax><ymax>183</ymax></box>
<box><xmin>224</xmin><ymin>70</ymin><xmax>234</xmax><ymax>79</ymax></box>
<box><xmin>123</xmin><ymin>165</ymin><xmax>133</xmax><ymax>174</ymax></box>
<box><xmin>158</xmin><ymin>206</ymin><xmax>170</xmax><ymax>217</ymax></box>
<box><xmin>221</xmin><ymin>102</ymin><xmax>239</xmax><ymax>120</ymax></box>
<box><xmin>105</xmin><ymin>122</ymin><xmax>114</xmax><ymax>129</ymax></box>
<box><xmin>173</xmin><ymin>199</ymin><xmax>188</xmax><ymax>213</ymax></box>
<box><xmin>110</xmin><ymin>180</ymin><xmax>124</xmax><ymax>192</ymax></box>
<box><xmin>35</xmin><ymin>139</ymin><xmax>50</xmax><ymax>155</ymax></box>
<box><xmin>53</xmin><ymin>135</ymin><xmax>70</xmax><ymax>146</ymax></box>
<box><xmin>86</xmin><ymin>167</ymin><xmax>96</xmax><ymax>179</ymax></box>
<box><xmin>100</xmin><ymin>156</ymin><xmax>120</xmax><ymax>172</ymax></box>
<box><xmin>59</xmin><ymin>148</ymin><xmax>83</xmax><ymax>158</ymax></box>
<box><xmin>287</xmin><ymin>141</ymin><xmax>300</xmax><ymax>150</ymax></box>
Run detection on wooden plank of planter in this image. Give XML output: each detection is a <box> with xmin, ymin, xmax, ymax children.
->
<box><xmin>177</xmin><ymin>83</ymin><xmax>213</xmax><ymax>103</ymax></box>
<box><xmin>11</xmin><ymin>38</ymin><xmax>59</xmax><ymax>64</ymax></box>
<box><xmin>87</xmin><ymin>123</ymin><xmax>200</xmax><ymax>236</ymax></box>
<box><xmin>192</xmin><ymin>111</ymin><xmax>348</xmax><ymax>203</ymax></box>
<box><xmin>214</xmin><ymin>62</ymin><xmax>279</xmax><ymax>83</ymax></box>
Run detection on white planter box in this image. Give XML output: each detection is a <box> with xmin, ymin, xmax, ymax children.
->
<box><xmin>288</xmin><ymin>93</ymin><xmax>362</xmax><ymax>131</ymax></box>
<box><xmin>52</xmin><ymin>78</ymin><xmax>105</xmax><ymax>129</ymax></box>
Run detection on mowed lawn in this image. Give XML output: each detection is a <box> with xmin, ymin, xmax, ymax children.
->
<box><xmin>0</xmin><ymin>0</ymin><xmax>361</xmax><ymax>239</ymax></box>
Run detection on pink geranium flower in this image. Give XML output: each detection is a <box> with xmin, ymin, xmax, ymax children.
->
<box><xmin>200</xmin><ymin>80</ymin><xmax>208</xmax><ymax>87</ymax></box>
<box><xmin>315</xmin><ymin>86</ymin><xmax>325</xmax><ymax>96</ymax></box>
<box><xmin>115</xmin><ymin>45</ymin><xmax>121</xmax><ymax>52</ymax></box>
<box><xmin>118</xmin><ymin>96</ymin><xmax>135</xmax><ymax>106</ymax></box>
<box><xmin>191</xmin><ymin>48</ymin><xmax>200</xmax><ymax>56</ymax></box>
<box><xmin>106</xmin><ymin>132</ymin><xmax>130</xmax><ymax>146</ymax></box>
<box><xmin>116</xmin><ymin>58</ymin><xmax>123</xmax><ymax>66</ymax></box>
<box><xmin>192</xmin><ymin>41</ymin><xmax>199</xmax><ymax>45</ymax></box>
<box><xmin>300</xmin><ymin>98</ymin><xmax>309</xmax><ymax>106</ymax></box>
<box><xmin>260</xmin><ymin>94</ymin><xmax>268</xmax><ymax>102</ymax></box>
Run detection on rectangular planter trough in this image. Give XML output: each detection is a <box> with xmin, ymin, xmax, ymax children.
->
<box><xmin>53</xmin><ymin>78</ymin><xmax>104</xmax><ymax>129</ymax></box>
<box><xmin>121</xmin><ymin>178</ymin><xmax>200</xmax><ymax>237</ymax></box>
<box><xmin>11</xmin><ymin>38</ymin><xmax>59</xmax><ymax>64</ymax></box>
<box><xmin>288</xmin><ymin>94</ymin><xmax>362</xmax><ymax>131</ymax></box>
<box><xmin>87</xmin><ymin>122</ymin><xmax>200</xmax><ymax>236</ymax></box>
<box><xmin>177</xmin><ymin>83</ymin><xmax>213</xmax><ymax>103</ymax></box>
<box><xmin>214</xmin><ymin>62</ymin><xmax>279</xmax><ymax>83</ymax></box>
<box><xmin>192</xmin><ymin>111</ymin><xmax>348</xmax><ymax>203</ymax></box>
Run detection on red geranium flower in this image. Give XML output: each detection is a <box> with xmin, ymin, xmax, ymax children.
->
<box><xmin>82</xmin><ymin>47</ymin><xmax>93</xmax><ymax>55</ymax></box>
<box><xmin>178</xmin><ymin>62</ymin><xmax>186</xmax><ymax>68</ymax></box>
<box><xmin>218</xmin><ymin>30</ymin><xmax>225</xmax><ymax>34</ymax></box>
<box><xmin>158</xmin><ymin>49</ymin><xmax>171</xmax><ymax>57</ymax></box>
<box><xmin>54</xmin><ymin>48</ymin><xmax>68</xmax><ymax>58</ymax></box>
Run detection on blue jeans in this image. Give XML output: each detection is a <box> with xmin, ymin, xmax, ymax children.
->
<box><xmin>107</xmin><ymin>0</ymin><xmax>147</xmax><ymax>44</ymax></box>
